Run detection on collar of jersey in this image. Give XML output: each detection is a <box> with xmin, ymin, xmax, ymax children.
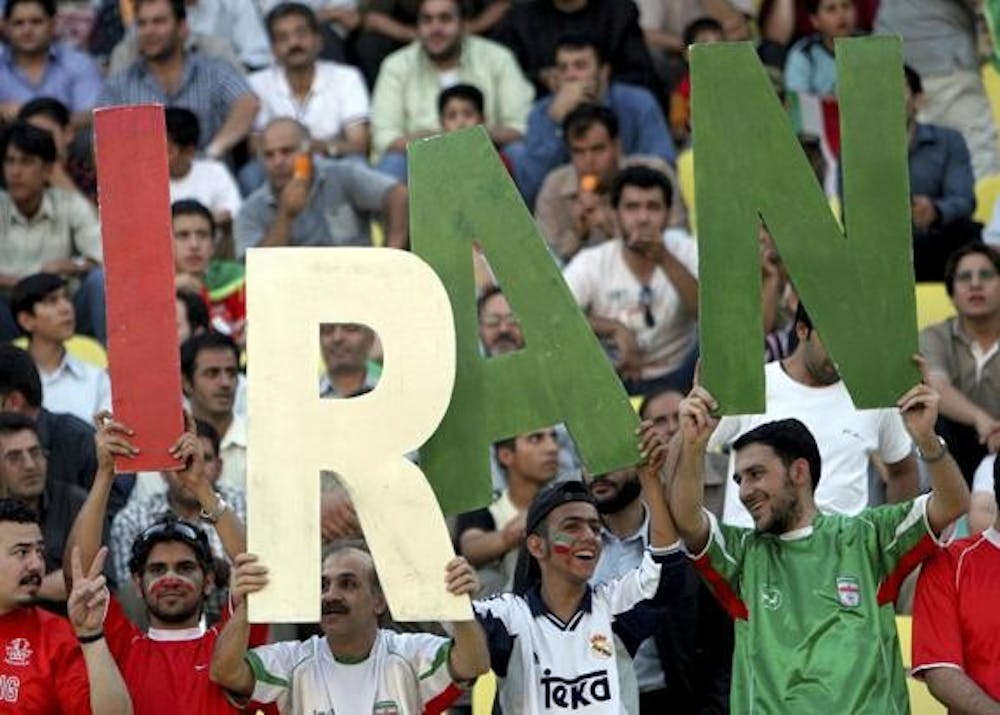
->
<box><xmin>147</xmin><ymin>624</ymin><xmax>207</xmax><ymax>641</ymax></box>
<box><xmin>985</xmin><ymin>527</ymin><xmax>1000</xmax><ymax>549</ymax></box>
<box><xmin>526</xmin><ymin>584</ymin><xmax>592</xmax><ymax>630</ymax></box>
<box><xmin>778</xmin><ymin>524</ymin><xmax>814</xmax><ymax>541</ymax></box>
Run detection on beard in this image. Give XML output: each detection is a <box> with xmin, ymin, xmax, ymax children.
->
<box><xmin>757</xmin><ymin>479</ymin><xmax>802</xmax><ymax>536</ymax></box>
<box><xmin>146</xmin><ymin>599</ymin><xmax>202</xmax><ymax>624</ymax></box>
<box><xmin>593</xmin><ymin>477</ymin><xmax>642</xmax><ymax>515</ymax></box>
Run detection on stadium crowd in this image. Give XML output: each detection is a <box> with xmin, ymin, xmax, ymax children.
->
<box><xmin>0</xmin><ymin>0</ymin><xmax>999</xmax><ymax>712</ymax></box>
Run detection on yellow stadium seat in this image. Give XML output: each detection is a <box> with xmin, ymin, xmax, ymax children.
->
<box><xmin>896</xmin><ymin>615</ymin><xmax>946</xmax><ymax>714</ymax></box>
<box><xmin>472</xmin><ymin>670</ymin><xmax>496</xmax><ymax>714</ymax></box>
<box><xmin>915</xmin><ymin>283</ymin><xmax>956</xmax><ymax>331</ymax></box>
<box><xmin>981</xmin><ymin>64</ymin><xmax>1000</xmax><ymax>144</ymax></box>
<box><xmin>974</xmin><ymin>174</ymin><xmax>1000</xmax><ymax>225</ymax></box>
<box><xmin>677</xmin><ymin>148</ymin><xmax>696</xmax><ymax>234</ymax></box>
<box><xmin>12</xmin><ymin>334</ymin><xmax>108</xmax><ymax>369</ymax></box>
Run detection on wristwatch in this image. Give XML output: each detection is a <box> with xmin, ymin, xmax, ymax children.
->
<box><xmin>200</xmin><ymin>494</ymin><xmax>229</xmax><ymax>523</ymax></box>
<box><xmin>916</xmin><ymin>435</ymin><xmax>948</xmax><ymax>463</ymax></box>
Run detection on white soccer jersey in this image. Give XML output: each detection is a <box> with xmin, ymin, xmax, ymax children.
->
<box><xmin>473</xmin><ymin>549</ymin><xmax>685</xmax><ymax>714</ymax></box>
<box><xmin>246</xmin><ymin>629</ymin><xmax>460</xmax><ymax>715</ymax></box>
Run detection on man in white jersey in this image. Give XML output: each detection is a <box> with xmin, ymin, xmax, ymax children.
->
<box><xmin>210</xmin><ymin>539</ymin><xmax>490</xmax><ymax>713</ymax></box>
<box><xmin>474</xmin><ymin>423</ymin><xmax>685</xmax><ymax>714</ymax></box>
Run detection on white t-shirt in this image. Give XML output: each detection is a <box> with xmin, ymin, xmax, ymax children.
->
<box><xmin>562</xmin><ymin>230</ymin><xmax>699</xmax><ymax>380</ymax></box>
<box><xmin>40</xmin><ymin>353</ymin><xmax>111</xmax><ymax>424</ymax></box>
<box><xmin>712</xmin><ymin>361</ymin><xmax>913</xmax><ymax>528</ymax></box>
<box><xmin>169</xmin><ymin>158</ymin><xmax>242</xmax><ymax>218</ymax></box>
<box><xmin>249</xmin><ymin>61</ymin><xmax>370</xmax><ymax>141</ymax></box>
<box><xmin>247</xmin><ymin>630</ymin><xmax>459</xmax><ymax>715</ymax></box>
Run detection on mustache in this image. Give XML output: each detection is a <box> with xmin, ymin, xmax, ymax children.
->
<box><xmin>19</xmin><ymin>573</ymin><xmax>42</xmax><ymax>587</ymax></box>
<box><xmin>322</xmin><ymin>600</ymin><xmax>349</xmax><ymax>615</ymax></box>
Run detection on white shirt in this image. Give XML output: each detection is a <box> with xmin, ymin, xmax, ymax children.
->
<box><xmin>169</xmin><ymin>158</ymin><xmax>242</xmax><ymax>218</ymax></box>
<box><xmin>562</xmin><ymin>230</ymin><xmax>699</xmax><ymax>379</ymax></box>
<box><xmin>186</xmin><ymin>0</ymin><xmax>271</xmax><ymax>68</ymax></box>
<box><xmin>713</xmin><ymin>361</ymin><xmax>913</xmax><ymax>528</ymax></box>
<box><xmin>249</xmin><ymin>61</ymin><xmax>370</xmax><ymax>141</ymax></box>
<box><xmin>40</xmin><ymin>352</ymin><xmax>111</xmax><ymax>423</ymax></box>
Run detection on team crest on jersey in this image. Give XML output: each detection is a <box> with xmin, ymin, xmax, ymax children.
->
<box><xmin>760</xmin><ymin>586</ymin><xmax>782</xmax><ymax>611</ymax></box>
<box><xmin>836</xmin><ymin>577</ymin><xmax>861</xmax><ymax>608</ymax></box>
<box><xmin>589</xmin><ymin>633</ymin><xmax>613</xmax><ymax>659</ymax></box>
<box><xmin>3</xmin><ymin>638</ymin><xmax>31</xmax><ymax>667</ymax></box>
<box><xmin>373</xmin><ymin>701</ymin><xmax>399</xmax><ymax>715</ymax></box>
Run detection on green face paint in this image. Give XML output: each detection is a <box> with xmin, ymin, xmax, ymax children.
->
<box><xmin>552</xmin><ymin>532</ymin><xmax>573</xmax><ymax>555</ymax></box>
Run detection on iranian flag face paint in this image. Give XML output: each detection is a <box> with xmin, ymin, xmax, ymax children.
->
<box><xmin>551</xmin><ymin>532</ymin><xmax>574</xmax><ymax>555</ymax></box>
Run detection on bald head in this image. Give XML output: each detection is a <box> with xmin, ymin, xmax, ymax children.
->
<box><xmin>260</xmin><ymin>117</ymin><xmax>311</xmax><ymax>192</ymax></box>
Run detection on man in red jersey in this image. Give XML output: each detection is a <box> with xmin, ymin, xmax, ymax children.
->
<box><xmin>0</xmin><ymin>497</ymin><xmax>131</xmax><ymax>713</ymax></box>
<box><xmin>64</xmin><ymin>412</ymin><xmax>266</xmax><ymax>714</ymax></box>
<box><xmin>913</xmin><ymin>455</ymin><xmax>1000</xmax><ymax>712</ymax></box>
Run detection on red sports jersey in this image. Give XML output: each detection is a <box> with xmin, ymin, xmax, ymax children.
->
<box><xmin>913</xmin><ymin>528</ymin><xmax>1000</xmax><ymax>707</ymax></box>
<box><xmin>0</xmin><ymin>606</ymin><xmax>90</xmax><ymax>714</ymax></box>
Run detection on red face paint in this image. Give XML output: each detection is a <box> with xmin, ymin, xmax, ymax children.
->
<box><xmin>147</xmin><ymin>576</ymin><xmax>196</xmax><ymax>598</ymax></box>
<box><xmin>552</xmin><ymin>533</ymin><xmax>573</xmax><ymax>555</ymax></box>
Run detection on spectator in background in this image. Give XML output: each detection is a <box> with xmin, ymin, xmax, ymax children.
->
<box><xmin>0</xmin><ymin>0</ymin><xmax>103</xmax><ymax>127</ymax></box>
<box><xmin>905</xmin><ymin>65</ymin><xmax>980</xmax><ymax>282</ymax></box>
<box><xmin>784</xmin><ymin>0</ymin><xmax>857</xmax><ymax>96</ymax></box>
<box><xmin>517</xmin><ymin>32</ymin><xmax>675</xmax><ymax>208</ymax></box>
<box><xmin>17</xmin><ymin>97</ymin><xmax>95</xmax><ymax>201</ymax></box>
<box><xmin>668</xmin><ymin>17</ymin><xmax>724</xmax><ymax>145</ymax></box>
<box><xmin>99</xmin><ymin>0</ymin><xmax>260</xmax><ymax>162</ymax></box>
<box><xmin>319</xmin><ymin>322</ymin><xmax>379</xmax><ymax>398</ymax></box>
<box><xmin>439</xmin><ymin>82</ymin><xmax>485</xmax><ymax>132</ymax></box>
<box><xmin>876</xmin><ymin>0</ymin><xmax>1000</xmax><ymax>181</ymax></box>
<box><xmin>166</xmin><ymin>108</ymin><xmax>242</xmax><ymax>227</ymax></box>
<box><xmin>563</xmin><ymin>166</ymin><xmax>698</xmax><ymax>396</ymax></box>
<box><xmin>175</xmin><ymin>288</ymin><xmax>211</xmax><ymax>344</ymax></box>
<box><xmin>11</xmin><ymin>273</ymin><xmax>110</xmax><ymax>425</ymax></box>
<box><xmin>172</xmin><ymin>200</ymin><xmax>246</xmax><ymax>343</ymax></box>
<box><xmin>920</xmin><ymin>244</ymin><xmax>1000</xmax><ymax>482</ymax></box>
<box><xmin>236</xmin><ymin>118</ymin><xmax>409</xmax><ymax>254</ymax></box>
<box><xmin>256</xmin><ymin>0</ymin><xmax>361</xmax><ymax>63</ymax></box>
<box><xmin>0</xmin><ymin>123</ymin><xmax>104</xmax><ymax>342</ymax></box>
<box><xmin>455</xmin><ymin>428</ymin><xmax>559</xmax><ymax>597</ymax></box>
<box><xmin>535</xmin><ymin>104</ymin><xmax>682</xmax><ymax>263</ymax></box>
<box><xmin>371</xmin><ymin>0</ymin><xmax>532</xmax><ymax>181</ymax></box>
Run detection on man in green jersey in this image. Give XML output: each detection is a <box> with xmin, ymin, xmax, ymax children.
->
<box><xmin>669</xmin><ymin>359</ymin><xmax>970</xmax><ymax>713</ymax></box>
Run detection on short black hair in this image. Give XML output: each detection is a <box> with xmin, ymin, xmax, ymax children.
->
<box><xmin>194</xmin><ymin>418</ymin><xmax>220</xmax><ymax>458</ymax></box>
<box><xmin>476</xmin><ymin>285</ymin><xmax>505</xmax><ymax>319</ymax></box>
<box><xmin>417</xmin><ymin>0</ymin><xmax>463</xmax><ymax>17</ymax></box>
<box><xmin>0</xmin><ymin>411</ymin><xmax>38</xmax><ymax>439</ymax></box>
<box><xmin>165</xmin><ymin>107</ymin><xmax>200</xmax><ymax>149</ymax></box>
<box><xmin>17</xmin><ymin>97</ymin><xmax>70</xmax><ymax>128</ymax></box>
<box><xmin>683</xmin><ymin>16</ymin><xmax>723</xmax><ymax>46</ymax></box>
<box><xmin>610</xmin><ymin>165</ymin><xmax>673</xmax><ymax>209</ymax></box>
<box><xmin>438</xmin><ymin>83</ymin><xmax>485</xmax><ymax>118</ymax></box>
<box><xmin>265</xmin><ymin>1</ymin><xmax>319</xmax><ymax>38</ymax></box>
<box><xmin>0</xmin><ymin>498</ymin><xmax>39</xmax><ymax>527</ymax></box>
<box><xmin>180</xmin><ymin>332</ymin><xmax>239</xmax><ymax>381</ymax></box>
<box><xmin>555</xmin><ymin>30</ymin><xmax>606</xmax><ymax>65</ymax></box>
<box><xmin>904</xmin><ymin>65</ymin><xmax>922</xmax><ymax>96</ymax></box>
<box><xmin>563</xmin><ymin>103</ymin><xmax>618</xmax><ymax>143</ymax></box>
<box><xmin>322</xmin><ymin>537</ymin><xmax>384</xmax><ymax>597</ymax></box>
<box><xmin>0</xmin><ymin>345</ymin><xmax>43</xmax><ymax>408</ymax></box>
<box><xmin>134</xmin><ymin>0</ymin><xmax>185</xmax><ymax>21</ymax></box>
<box><xmin>1</xmin><ymin>122</ymin><xmax>57</xmax><ymax>164</ymax></box>
<box><xmin>943</xmin><ymin>243</ymin><xmax>1000</xmax><ymax>296</ymax></box>
<box><xmin>10</xmin><ymin>273</ymin><xmax>66</xmax><ymax>333</ymax></box>
<box><xmin>128</xmin><ymin>516</ymin><xmax>213</xmax><ymax>576</ymax></box>
<box><xmin>3</xmin><ymin>0</ymin><xmax>55</xmax><ymax>20</ymax></box>
<box><xmin>172</xmin><ymin>198</ymin><xmax>216</xmax><ymax>235</ymax></box>
<box><xmin>176</xmin><ymin>288</ymin><xmax>211</xmax><ymax>336</ymax></box>
<box><xmin>638</xmin><ymin>386</ymin><xmax>683</xmax><ymax>420</ymax></box>
<box><xmin>733</xmin><ymin>418</ymin><xmax>822</xmax><ymax>491</ymax></box>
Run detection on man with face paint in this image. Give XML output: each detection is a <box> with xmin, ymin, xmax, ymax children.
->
<box><xmin>64</xmin><ymin>411</ymin><xmax>264</xmax><ymax>714</ymax></box>
<box><xmin>473</xmin><ymin>422</ymin><xmax>686</xmax><ymax>714</ymax></box>
<box><xmin>210</xmin><ymin>541</ymin><xmax>490</xmax><ymax>713</ymax></box>
<box><xmin>713</xmin><ymin>303</ymin><xmax>921</xmax><ymax>527</ymax></box>
<box><xmin>670</xmin><ymin>363</ymin><xmax>970</xmax><ymax>713</ymax></box>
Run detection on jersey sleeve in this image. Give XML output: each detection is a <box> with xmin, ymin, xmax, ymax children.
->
<box><xmin>591</xmin><ymin>549</ymin><xmax>663</xmax><ymax>616</ymax></box>
<box><xmin>246</xmin><ymin>640</ymin><xmax>302</xmax><ymax>703</ymax></box>
<box><xmin>686</xmin><ymin>510</ymin><xmax>751</xmax><ymax>620</ymax></box>
<box><xmin>911</xmin><ymin>546</ymin><xmax>965</xmax><ymax>677</ymax></box>
<box><xmin>472</xmin><ymin>595</ymin><xmax>518</xmax><ymax>678</ymax></box>
<box><xmin>866</xmin><ymin>495</ymin><xmax>939</xmax><ymax>574</ymax></box>
<box><xmin>396</xmin><ymin>632</ymin><xmax>464</xmax><ymax>711</ymax></box>
<box><xmin>103</xmin><ymin>594</ymin><xmax>140</xmax><ymax>663</ymax></box>
<box><xmin>53</xmin><ymin>619</ymin><xmax>93</xmax><ymax>715</ymax></box>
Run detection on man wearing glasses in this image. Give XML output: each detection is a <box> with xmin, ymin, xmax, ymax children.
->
<box><xmin>64</xmin><ymin>412</ymin><xmax>265</xmax><ymax>714</ymax></box>
<box><xmin>562</xmin><ymin>165</ymin><xmax>698</xmax><ymax>396</ymax></box>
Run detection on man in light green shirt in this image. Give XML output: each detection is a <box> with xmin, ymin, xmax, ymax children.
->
<box><xmin>668</xmin><ymin>363</ymin><xmax>970</xmax><ymax>713</ymax></box>
<box><xmin>370</xmin><ymin>0</ymin><xmax>533</xmax><ymax>180</ymax></box>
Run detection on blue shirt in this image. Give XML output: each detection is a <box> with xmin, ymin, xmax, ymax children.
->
<box><xmin>909</xmin><ymin>122</ymin><xmax>975</xmax><ymax>227</ymax></box>
<box><xmin>98</xmin><ymin>53</ymin><xmax>252</xmax><ymax>149</ymax></box>
<box><xmin>0</xmin><ymin>42</ymin><xmax>103</xmax><ymax>112</ymax></box>
<box><xmin>515</xmin><ymin>82</ymin><xmax>676</xmax><ymax>208</ymax></box>
<box><xmin>784</xmin><ymin>34</ymin><xmax>838</xmax><ymax>96</ymax></box>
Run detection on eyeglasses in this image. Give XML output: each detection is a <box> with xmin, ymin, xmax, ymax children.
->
<box><xmin>954</xmin><ymin>268</ymin><xmax>998</xmax><ymax>284</ymax></box>
<box><xmin>639</xmin><ymin>285</ymin><xmax>655</xmax><ymax>328</ymax></box>
<box><xmin>0</xmin><ymin>445</ymin><xmax>47</xmax><ymax>467</ymax></box>
<box><xmin>479</xmin><ymin>313</ymin><xmax>521</xmax><ymax>329</ymax></box>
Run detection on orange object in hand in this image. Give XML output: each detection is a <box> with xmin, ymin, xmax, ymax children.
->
<box><xmin>293</xmin><ymin>153</ymin><xmax>312</xmax><ymax>180</ymax></box>
<box><xmin>579</xmin><ymin>174</ymin><xmax>599</xmax><ymax>192</ymax></box>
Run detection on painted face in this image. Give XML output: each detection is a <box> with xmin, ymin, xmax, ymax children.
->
<box><xmin>441</xmin><ymin>98</ymin><xmax>483</xmax><ymax>132</ymax></box>
<box><xmin>136</xmin><ymin>541</ymin><xmax>209</xmax><ymax>626</ymax></box>
<box><xmin>478</xmin><ymin>293</ymin><xmax>524</xmax><ymax>356</ymax></box>
<box><xmin>498</xmin><ymin>429</ymin><xmax>560</xmax><ymax>484</ymax></box>
<box><xmin>587</xmin><ymin>468</ymin><xmax>641</xmax><ymax>515</ymax></box>
<box><xmin>319</xmin><ymin>549</ymin><xmax>385</xmax><ymax>643</ymax></box>
<box><xmin>0</xmin><ymin>430</ymin><xmax>47</xmax><ymax>502</ymax></box>
<box><xmin>567</xmin><ymin>123</ymin><xmax>620</xmax><ymax>187</ymax></box>
<box><xmin>537</xmin><ymin>501</ymin><xmax>603</xmax><ymax>584</ymax></box>
<box><xmin>951</xmin><ymin>253</ymin><xmax>1000</xmax><ymax>320</ymax></box>
<box><xmin>184</xmin><ymin>347</ymin><xmax>238</xmax><ymax>417</ymax></box>
<box><xmin>172</xmin><ymin>213</ymin><xmax>214</xmax><ymax>276</ymax></box>
<box><xmin>417</xmin><ymin>0</ymin><xmax>463</xmax><ymax>62</ymax></box>
<box><xmin>734</xmin><ymin>443</ymin><xmax>802</xmax><ymax>535</ymax></box>
<box><xmin>0</xmin><ymin>521</ymin><xmax>44</xmax><ymax>611</ymax></box>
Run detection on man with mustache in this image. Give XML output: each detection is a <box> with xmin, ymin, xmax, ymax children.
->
<box><xmin>669</xmin><ymin>364</ymin><xmax>970</xmax><ymax>712</ymax></box>
<box><xmin>0</xmin><ymin>499</ymin><xmax>132</xmax><ymax>713</ymax></box>
<box><xmin>210</xmin><ymin>541</ymin><xmax>490</xmax><ymax>713</ymax></box>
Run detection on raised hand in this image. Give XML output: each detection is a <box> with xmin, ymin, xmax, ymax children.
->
<box><xmin>897</xmin><ymin>355</ymin><xmax>941</xmax><ymax>443</ymax></box>
<box><xmin>230</xmin><ymin>553</ymin><xmax>269</xmax><ymax>607</ymax></box>
<box><xmin>636</xmin><ymin>418</ymin><xmax>670</xmax><ymax>487</ymax></box>
<box><xmin>93</xmin><ymin>411</ymin><xmax>139</xmax><ymax>474</ymax></box>
<box><xmin>168</xmin><ymin>412</ymin><xmax>206</xmax><ymax>488</ymax></box>
<box><xmin>444</xmin><ymin>557</ymin><xmax>479</xmax><ymax>598</ymax></box>
<box><xmin>679</xmin><ymin>363</ymin><xmax>719</xmax><ymax>450</ymax></box>
<box><xmin>67</xmin><ymin>546</ymin><xmax>110</xmax><ymax>638</ymax></box>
